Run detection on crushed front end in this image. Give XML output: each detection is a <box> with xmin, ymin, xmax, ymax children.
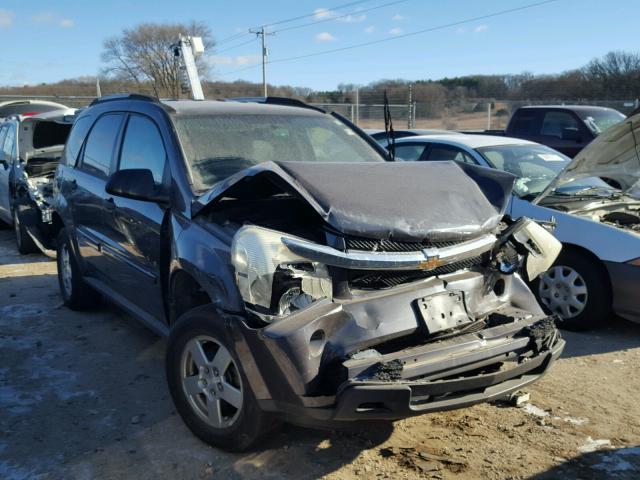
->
<box><xmin>228</xmin><ymin>217</ymin><xmax>564</xmax><ymax>424</ymax></box>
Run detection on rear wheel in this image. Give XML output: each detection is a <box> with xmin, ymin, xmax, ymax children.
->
<box><xmin>166</xmin><ymin>308</ymin><xmax>276</xmax><ymax>451</ymax></box>
<box><xmin>56</xmin><ymin>228</ymin><xmax>101</xmax><ymax>310</ymax></box>
<box><xmin>538</xmin><ymin>249</ymin><xmax>611</xmax><ymax>331</ymax></box>
<box><xmin>13</xmin><ymin>210</ymin><xmax>38</xmax><ymax>254</ymax></box>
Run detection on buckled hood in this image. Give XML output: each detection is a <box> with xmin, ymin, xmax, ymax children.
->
<box><xmin>193</xmin><ymin>160</ymin><xmax>515</xmax><ymax>242</ymax></box>
<box><xmin>535</xmin><ymin>114</ymin><xmax>640</xmax><ymax>202</ymax></box>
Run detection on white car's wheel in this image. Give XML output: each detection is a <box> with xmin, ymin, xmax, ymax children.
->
<box><xmin>537</xmin><ymin>249</ymin><xmax>610</xmax><ymax>331</ymax></box>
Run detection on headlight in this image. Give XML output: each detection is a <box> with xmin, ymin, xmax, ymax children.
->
<box><xmin>231</xmin><ymin>226</ymin><xmax>332</xmax><ymax>322</ymax></box>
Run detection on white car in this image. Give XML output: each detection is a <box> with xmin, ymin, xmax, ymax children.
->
<box><xmin>391</xmin><ymin>125</ymin><xmax>640</xmax><ymax>330</ymax></box>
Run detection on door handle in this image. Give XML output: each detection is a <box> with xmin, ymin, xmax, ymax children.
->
<box><xmin>69</xmin><ymin>179</ymin><xmax>77</xmax><ymax>190</ymax></box>
<box><xmin>105</xmin><ymin>197</ymin><xmax>116</xmax><ymax>210</ymax></box>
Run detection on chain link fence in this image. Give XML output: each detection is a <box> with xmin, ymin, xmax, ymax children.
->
<box><xmin>2</xmin><ymin>91</ymin><xmax>638</xmax><ymax>132</ymax></box>
<box><xmin>315</xmin><ymin>90</ymin><xmax>640</xmax><ymax>131</ymax></box>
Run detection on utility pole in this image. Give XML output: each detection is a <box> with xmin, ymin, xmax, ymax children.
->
<box><xmin>250</xmin><ymin>26</ymin><xmax>275</xmax><ymax>97</ymax></box>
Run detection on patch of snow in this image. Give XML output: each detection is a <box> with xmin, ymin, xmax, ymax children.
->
<box><xmin>563</xmin><ymin>416</ymin><xmax>588</xmax><ymax>426</ymax></box>
<box><xmin>522</xmin><ymin>403</ymin><xmax>549</xmax><ymax>417</ymax></box>
<box><xmin>578</xmin><ymin>436</ymin><xmax>612</xmax><ymax>453</ymax></box>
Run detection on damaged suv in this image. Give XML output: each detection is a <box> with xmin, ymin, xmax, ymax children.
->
<box><xmin>53</xmin><ymin>94</ymin><xmax>564</xmax><ymax>450</ymax></box>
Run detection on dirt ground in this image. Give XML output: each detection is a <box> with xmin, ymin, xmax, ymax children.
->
<box><xmin>1</xmin><ymin>227</ymin><xmax>639</xmax><ymax>480</ymax></box>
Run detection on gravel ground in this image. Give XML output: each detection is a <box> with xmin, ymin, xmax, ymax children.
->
<box><xmin>1</xmin><ymin>227</ymin><xmax>639</xmax><ymax>480</ymax></box>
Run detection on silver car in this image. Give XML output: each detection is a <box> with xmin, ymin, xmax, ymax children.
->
<box><xmin>391</xmin><ymin>126</ymin><xmax>640</xmax><ymax>330</ymax></box>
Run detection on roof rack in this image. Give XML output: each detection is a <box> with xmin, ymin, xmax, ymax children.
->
<box><xmin>90</xmin><ymin>93</ymin><xmax>159</xmax><ymax>107</ymax></box>
<box><xmin>227</xmin><ymin>96</ymin><xmax>326</xmax><ymax>113</ymax></box>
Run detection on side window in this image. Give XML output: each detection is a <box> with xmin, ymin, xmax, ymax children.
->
<box><xmin>394</xmin><ymin>144</ymin><xmax>425</xmax><ymax>162</ymax></box>
<box><xmin>0</xmin><ymin>126</ymin><xmax>8</xmax><ymax>157</ymax></box>
<box><xmin>118</xmin><ymin>115</ymin><xmax>166</xmax><ymax>184</ymax></box>
<box><xmin>63</xmin><ymin>116</ymin><xmax>93</xmax><ymax>167</ymax></box>
<box><xmin>510</xmin><ymin>111</ymin><xmax>538</xmax><ymax>136</ymax></box>
<box><xmin>426</xmin><ymin>144</ymin><xmax>477</xmax><ymax>164</ymax></box>
<box><xmin>540</xmin><ymin>111</ymin><xmax>580</xmax><ymax>138</ymax></box>
<box><xmin>3</xmin><ymin>125</ymin><xmax>16</xmax><ymax>162</ymax></box>
<box><xmin>81</xmin><ymin>114</ymin><xmax>124</xmax><ymax>177</ymax></box>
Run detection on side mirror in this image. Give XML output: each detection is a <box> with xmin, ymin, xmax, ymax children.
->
<box><xmin>105</xmin><ymin>169</ymin><xmax>169</xmax><ymax>203</ymax></box>
<box><xmin>561</xmin><ymin>127</ymin><xmax>582</xmax><ymax>142</ymax></box>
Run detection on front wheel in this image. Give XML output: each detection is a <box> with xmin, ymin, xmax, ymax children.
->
<box><xmin>166</xmin><ymin>307</ymin><xmax>276</xmax><ymax>451</ymax></box>
<box><xmin>537</xmin><ymin>249</ymin><xmax>611</xmax><ymax>331</ymax></box>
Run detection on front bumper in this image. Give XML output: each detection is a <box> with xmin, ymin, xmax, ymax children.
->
<box><xmin>605</xmin><ymin>261</ymin><xmax>640</xmax><ymax>323</ymax></box>
<box><xmin>332</xmin><ymin>331</ymin><xmax>563</xmax><ymax>421</ymax></box>
<box><xmin>233</xmin><ymin>300</ymin><xmax>564</xmax><ymax>425</ymax></box>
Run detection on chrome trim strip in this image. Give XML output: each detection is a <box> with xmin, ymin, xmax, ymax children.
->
<box><xmin>282</xmin><ymin>234</ymin><xmax>496</xmax><ymax>271</ymax></box>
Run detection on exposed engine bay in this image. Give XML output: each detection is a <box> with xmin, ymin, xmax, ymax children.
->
<box><xmin>541</xmin><ymin>195</ymin><xmax>640</xmax><ymax>233</ymax></box>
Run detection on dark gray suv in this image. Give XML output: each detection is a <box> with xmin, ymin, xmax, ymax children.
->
<box><xmin>53</xmin><ymin>94</ymin><xmax>564</xmax><ymax>451</ymax></box>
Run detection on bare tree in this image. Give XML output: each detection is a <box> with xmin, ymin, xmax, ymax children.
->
<box><xmin>101</xmin><ymin>21</ymin><xmax>214</xmax><ymax>98</ymax></box>
<box><xmin>583</xmin><ymin>51</ymin><xmax>640</xmax><ymax>98</ymax></box>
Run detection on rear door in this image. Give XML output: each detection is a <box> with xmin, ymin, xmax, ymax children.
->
<box><xmin>69</xmin><ymin>113</ymin><xmax>125</xmax><ymax>280</ymax></box>
<box><xmin>0</xmin><ymin>123</ymin><xmax>17</xmax><ymax>222</ymax></box>
<box><xmin>102</xmin><ymin>113</ymin><xmax>169</xmax><ymax>320</ymax></box>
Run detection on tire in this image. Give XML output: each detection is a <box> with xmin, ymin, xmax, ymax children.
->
<box><xmin>56</xmin><ymin>228</ymin><xmax>101</xmax><ymax>310</ymax></box>
<box><xmin>13</xmin><ymin>209</ymin><xmax>38</xmax><ymax>254</ymax></box>
<box><xmin>166</xmin><ymin>307</ymin><xmax>276</xmax><ymax>452</ymax></box>
<box><xmin>537</xmin><ymin>249</ymin><xmax>611</xmax><ymax>331</ymax></box>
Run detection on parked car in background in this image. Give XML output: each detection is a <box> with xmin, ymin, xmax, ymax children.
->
<box><xmin>466</xmin><ymin>105</ymin><xmax>626</xmax><ymax>158</ymax></box>
<box><xmin>51</xmin><ymin>94</ymin><xmax>563</xmax><ymax>451</ymax></box>
<box><xmin>366</xmin><ymin>128</ymin><xmax>462</xmax><ymax>148</ymax></box>
<box><xmin>0</xmin><ymin>108</ymin><xmax>76</xmax><ymax>254</ymax></box>
<box><xmin>0</xmin><ymin>100</ymin><xmax>69</xmax><ymax>120</ymax></box>
<box><xmin>392</xmin><ymin>132</ymin><xmax>640</xmax><ymax>330</ymax></box>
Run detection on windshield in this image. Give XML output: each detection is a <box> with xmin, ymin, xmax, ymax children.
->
<box><xmin>173</xmin><ymin>113</ymin><xmax>384</xmax><ymax>192</ymax></box>
<box><xmin>578</xmin><ymin>109</ymin><xmax>626</xmax><ymax>135</ymax></box>
<box><xmin>477</xmin><ymin>144</ymin><xmax>613</xmax><ymax>198</ymax></box>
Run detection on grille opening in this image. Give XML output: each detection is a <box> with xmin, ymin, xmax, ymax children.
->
<box><xmin>348</xmin><ymin>256</ymin><xmax>485</xmax><ymax>290</ymax></box>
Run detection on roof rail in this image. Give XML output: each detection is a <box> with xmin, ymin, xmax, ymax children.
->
<box><xmin>227</xmin><ymin>96</ymin><xmax>326</xmax><ymax>113</ymax></box>
<box><xmin>90</xmin><ymin>93</ymin><xmax>159</xmax><ymax>107</ymax></box>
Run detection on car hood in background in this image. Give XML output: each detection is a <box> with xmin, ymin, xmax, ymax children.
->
<box><xmin>535</xmin><ymin>114</ymin><xmax>640</xmax><ymax>202</ymax></box>
<box><xmin>193</xmin><ymin>160</ymin><xmax>515</xmax><ymax>242</ymax></box>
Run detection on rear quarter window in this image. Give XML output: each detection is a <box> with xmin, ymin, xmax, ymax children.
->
<box><xmin>62</xmin><ymin>116</ymin><xmax>92</xmax><ymax>167</ymax></box>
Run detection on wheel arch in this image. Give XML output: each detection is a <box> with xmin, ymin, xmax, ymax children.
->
<box><xmin>168</xmin><ymin>268</ymin><xmax>213</xmax><ymax>325</ymax></box>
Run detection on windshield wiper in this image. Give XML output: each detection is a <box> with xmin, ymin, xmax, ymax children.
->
<box><xmin>383</xmin><ymin>91</ymin><xmax>395</xmax><ymax>161</ymax></box>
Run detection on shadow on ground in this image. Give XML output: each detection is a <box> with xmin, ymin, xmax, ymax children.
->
<box><xmin>560</xmin><ymin>315</ymin><xmax>640</xmax><ymax>359</ymax></box>
<box><xmin>532</xmin><ymin>445</ymin><xmax>640</xmax><ymax>480</ymax></box>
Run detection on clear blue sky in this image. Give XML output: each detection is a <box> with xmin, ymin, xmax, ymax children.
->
<box><xmin>0</xmin><ymin>0</ymin><xmax>637</xmax><ymax>90</ymax></box>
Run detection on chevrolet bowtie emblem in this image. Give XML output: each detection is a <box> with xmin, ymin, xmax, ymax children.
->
<box><xmin>418</xmin><ymin>255</ymin><xmax>445</xmax><ymax>270</ymax></box>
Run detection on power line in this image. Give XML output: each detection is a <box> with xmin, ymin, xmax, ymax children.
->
<box><xmin>220</xmin><ymin>0</ymin><xmax>560</xmax><ymax>76</ymax></box>
<box><xmin>264</xmin><ymin>0</ymin><xmax>375</xmax><ymax>28</ymax></box>
<box><xmin>273</xmin><ymin>0</ymin><xmax>410</xmax><ymax>35</ymax></box>
<box><xmin>215</xmin><ymin>0</ymin><xmax>377</xmax><ymax>46</ymax></box>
